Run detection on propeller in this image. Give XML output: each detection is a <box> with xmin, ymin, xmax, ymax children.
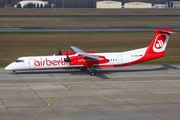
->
<box><xmin>64</xmin><ymin>51</ymin><xmax>71</xmax><ymax>65</ymax></box>
<box><xmin>56</xmin><ymin>46</ymin><xmax>62</xmax><ymax>56</ymax></box>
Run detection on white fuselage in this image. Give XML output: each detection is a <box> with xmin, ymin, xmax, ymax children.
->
<box><xmin>5</xmin><ymin>47</ymin><xmax>147</xmax><ymax>71</ymax></box>
<box><xmin>5</xmin><ymin>28</ymin><xmax>173</xmax><ymax>74</ymax></box>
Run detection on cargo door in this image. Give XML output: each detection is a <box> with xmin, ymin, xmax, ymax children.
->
<box><xmin>118</xmin><ymin>55</ymin><xmax>123</xmax><ymax>64</ymax></box>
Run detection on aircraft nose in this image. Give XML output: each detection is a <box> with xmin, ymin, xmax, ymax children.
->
<box><xmin>5</xmin><ymin>64</ymin><xmax>13</xmax><ymax>70</ymax></box>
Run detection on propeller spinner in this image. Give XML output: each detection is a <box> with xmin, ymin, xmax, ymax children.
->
<box><xmin>64</xmin><ymin>52</ymin><xmax>71</xmax><ymax>64</ymax></box>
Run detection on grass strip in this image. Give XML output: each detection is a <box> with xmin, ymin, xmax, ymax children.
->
<box><xmin>0</xmin><ymin>17</ymin><xmax>180</xmax><ymax>26</ymax></box>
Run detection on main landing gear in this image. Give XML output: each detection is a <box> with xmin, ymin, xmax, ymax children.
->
<box><xmin>87</xmin><ymin>66</ymin><xmax>95</xmax><ymax>76</ymax></box>
<box><xmin>80</xmin><ymin>67</ymin><xmax>95</xmax><ymax>76</ymax></box>
<box><xmin>13</xmin><ymin>70</ymin><xmax>17</xmax><ymax>75</ymax></box>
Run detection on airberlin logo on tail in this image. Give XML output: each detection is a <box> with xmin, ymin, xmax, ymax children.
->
<box><xmin>155</xmin><ymin>40</ymin><xmax>164</xmax><ymax>49</ymax></box>
<box><xmin>153</xmin><ymin>34</ymin><xmax>169</xmax><ymax>53</ymax></box>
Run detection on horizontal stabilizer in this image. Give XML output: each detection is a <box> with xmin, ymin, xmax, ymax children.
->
<box><xmin>154</xmin><ymin>29</ymin><xmax>174</xmax><ymax>34</ymax></box>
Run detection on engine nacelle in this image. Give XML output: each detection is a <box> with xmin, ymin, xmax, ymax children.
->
<box><xmin>69</xmin><ymin>55</ymin><xmax>109</xmax><ymax>66</ymax></box>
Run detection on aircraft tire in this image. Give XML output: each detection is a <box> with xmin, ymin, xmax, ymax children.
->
<box><xmin>13</xmin><ymin>71</ymin><xmax>17</xmax><ymax>75</ymax></box>
<box><xmin>90</xmin><ymin>72</ymin><xmax>95</xmax><ymax>76</ymax></box>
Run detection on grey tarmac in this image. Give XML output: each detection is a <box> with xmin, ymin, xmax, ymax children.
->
<box><xmin>0</xmin><ymin>65</ymin><xmax>180</xmax><ymax>120</ymax></box>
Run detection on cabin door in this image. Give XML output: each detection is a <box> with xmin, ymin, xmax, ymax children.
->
<box><xmin>118</xmin><ymin>55</ymin><xmax>123</xmax><ymax>64</ymax></box>
<box><xmin>29</xmin><ymin>58</ymin><xmax>34</xmax><ymax>69</ymax></box>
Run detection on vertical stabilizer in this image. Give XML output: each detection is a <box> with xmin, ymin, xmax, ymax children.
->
<box><xmin>133</xmin><ymin>29</ymin><xmax>174</xmax><ymax>64</ymax></box>
<box><xmin>145</xmin><ymin>29</ymin><xmax>173</xmax><ymax>59</ymax></box>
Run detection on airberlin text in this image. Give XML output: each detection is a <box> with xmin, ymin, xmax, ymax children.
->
<box><xmin>34</xmin><ymin>58</ymin><xmax>67</xmax><ymax>66</ymax></box>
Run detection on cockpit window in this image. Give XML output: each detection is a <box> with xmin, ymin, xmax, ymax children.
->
<box><xmin>15</xmin><ymin>60</ymin><xmax>24</xmax><ymax>63</ymax></box>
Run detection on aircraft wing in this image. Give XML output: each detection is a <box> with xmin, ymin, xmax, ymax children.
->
<box><xmin>70</xmin><ymin>46</ymin><xmax>100</xmax><ymax>60</ymax></box>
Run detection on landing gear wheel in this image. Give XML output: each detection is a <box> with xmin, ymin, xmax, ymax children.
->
<box><xmin>87</xmin><ymin>66</ymin><xmax>96</xmax><ymax>76</ymax></box>
<box><xmin>13</xmin><ymin>70</ymin><xmax>17</xmax><ymax>75</ymax></box>
<box><xmin>90</xmin><ymin>72</ymin><xmax>95</xmax><ymax>76</ymax></box>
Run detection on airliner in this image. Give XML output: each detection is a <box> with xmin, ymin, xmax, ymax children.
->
<box><xmin>5</xmin><ymin>29</ymin><xmax>173</xmax><ymax>76</ymax></box>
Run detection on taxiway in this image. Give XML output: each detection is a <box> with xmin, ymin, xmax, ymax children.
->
<box><xmin>0</xmin><ymin>25</ymin><xmax>180</xmax><ymax>32</ymax></box>
<box><xmin>0</xmin><ymin>65</ymin><xmax>180</xmax><ymax>120</ymax></box>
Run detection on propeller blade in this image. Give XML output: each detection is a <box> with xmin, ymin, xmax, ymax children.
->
<box><xmin>56</xmin><ymin>46</ymin><xmax>62</xmax><ymax>55</ymax></box>
<box><xmin>58</xmin><ymin>46</ymin><xmax>62</xmax><ymax>55</ymax></box>
<box><xmin>64</xmin><ymin>51</ymin><xmax>71</xmax><ymax>64</ymax></box>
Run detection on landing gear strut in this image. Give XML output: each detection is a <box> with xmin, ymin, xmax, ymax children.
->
<box><xmin>87</xmin><ymin>66</ymin><xmax>95</xmax><ymax>76</ymax></box>
<box><xmin>13</xmin><ymin>70</ymin><xmax>17</xmax><ymax>75</ymax></box>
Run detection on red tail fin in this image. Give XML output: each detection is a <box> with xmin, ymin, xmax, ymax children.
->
<box><xmin>126</xmin><ymin>29</ymin><xmax>174</xmax><ymax>65</ymax></box>
<box><xmin>145</xmin><ymin>29</ymin><xmax>173</xmax><ymax>59</ymax></box>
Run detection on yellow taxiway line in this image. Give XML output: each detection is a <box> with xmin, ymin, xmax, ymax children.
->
<box><xmin>31</xmin><ymin>79</ymin><xmax>91</xmax><ymax>120</ymax></box>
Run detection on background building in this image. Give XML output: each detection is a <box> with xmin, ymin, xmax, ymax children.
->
<box><xmin>14</xmin><ymin>0</ymin><xmax>52</xmax><ymax>8</ymax></box>
<box><xmin>153</xmin><ymin>4</ymin><xmax>166</xmax><ymax>8</ymax></box>
<box><xmin>124</xmin><ymin>2</ymin><xmax>152</xmax><ymax>8</ymax></box>
<box><xmin>8</xmin><ymin>0</ymin><xmax>180</xmax><ymax>8</ymax></box>
<box><xmin>96</xmin><ymin>1</ymin><xmax>122</xmax><ymax>8</ymax></box>
<box><xmin>170</xmin><ymin>1</ymin><xmax>180</xmax><ymax>8</ymax></box>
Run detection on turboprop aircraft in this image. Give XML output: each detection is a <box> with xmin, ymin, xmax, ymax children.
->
<box><xmin>5</xmin><ymin>29</ymin><xmax>173</xmax><ymax>76</ymax></box>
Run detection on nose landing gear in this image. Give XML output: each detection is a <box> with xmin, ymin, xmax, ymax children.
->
<box><xmin>13</xmin><ymin>70</ymin><xmax>17</xmax><ymax>75</ymax></box>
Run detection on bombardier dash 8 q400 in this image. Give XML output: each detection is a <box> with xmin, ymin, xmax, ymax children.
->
<box><xmin>5</xmin><ymin>29</ymin><xmax>173</xmax><ymax>76</ymax></box>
